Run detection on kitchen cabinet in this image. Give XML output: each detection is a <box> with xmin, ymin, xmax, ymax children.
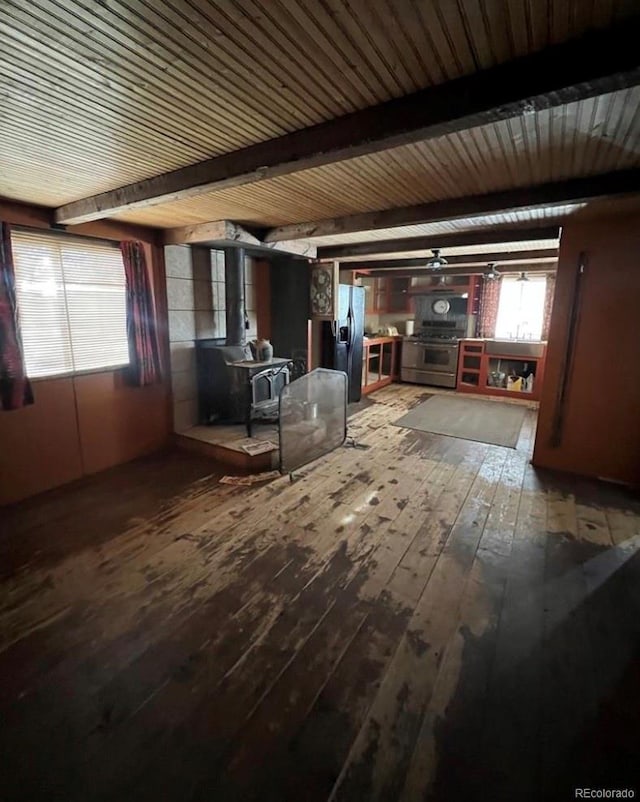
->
<box><xmin>373</xmin><ymin>278</ymin><xmax>388</xmax><ymax>312</ymax></box>
<box><xmin>361</xmin><ymin>274</ymin><xmax>481</xmax><ymax>317</ymax></box>
<box><xmin>361</xmin><ymin>336</ymin><xmax>402</xmax><ymax>394</ymax></box>
<box><xmin>458</xmin><ymin>341</ymin><xmax>484</xmax><ymax>390</ymax></box>
<box><xmin>457</xmin><ymin>339</ymin><xmax>546</xmax><ymax>402</ymax></box>
<box><xmin>364</xmin><ymin>278</ymin><xmax>375</xmax><ymax>313</ymax></box>
<box><xmin>387</xmin><ymin>277</ymin><xmax>412</xmax><ymax>312</ymax></box>
<box><xmin>372</xmin><ymin>277</ymin><xmax>413</xmax><ymax>313</ymax></box>
<box><xmin>409</xmin><ymin>274</ymin><xmax>471</xmax><ymax>291</ymax></box>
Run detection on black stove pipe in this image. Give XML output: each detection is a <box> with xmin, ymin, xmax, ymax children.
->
<box><xmin>224</xmin><ymin>247</ymin><xmax>246</xmax><ymax>346</ymax></box>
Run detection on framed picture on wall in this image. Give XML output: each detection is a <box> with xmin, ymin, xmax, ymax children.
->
<box><xmin>309</xmin><ymin>261</ymin><xmax>339</xmax><ymax>321</ymax></box>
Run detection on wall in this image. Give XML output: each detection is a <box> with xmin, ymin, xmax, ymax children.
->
<box><xmin>0</xmin><ymin>199</ymin><xmax>171</xmax><ymax>506</ymax></box>
<box><xmin>165</xmin><ymin>246</ymin><xmax>259</xmax><ymax>433</ymax></box>
<box><xmin>166</xmin><ymin>245</ymin><xmax>213</xmax><ymax>433</ymax></box>
<box><xmin>245</xmin><ymin>258</ymin><xmax>258</xmax><ymax>341</ymax></box>
<box><xmin>254</xmin><ymin>258</ymin><xmax>272</xmax><ymax>340</ymax></box>
<box><xmin>270</xmin><ymin>256</ymin><xmax>311</xmax><ymax>367</ymax></box>
<box><xmin>533</xmin><ymin>212</ymin><xmax>640</xmax><ymax>486</ymax></box>
<box><xmin>365</xmin><ymin>310</ymin><xmax>415</xmax><ymax>335</ymax></box>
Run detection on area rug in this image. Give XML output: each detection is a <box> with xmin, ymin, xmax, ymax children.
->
<box><xmin>393</xmin><ymin>394</ymin><xmax>526</xmax><ymax>448</ymax></box>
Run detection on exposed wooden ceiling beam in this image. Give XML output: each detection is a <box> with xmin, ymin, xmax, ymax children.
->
<box><xmin>162</xmin><ymin>219</ymin><xmax>316</xmax><ymax>257</ymax></box>
<box><xmin>364</xmin><ymin>263</ymin><xmax>556</xmax><ymax>278</ymax></box>
<box><xmin>339</xmin><ymin>249</ymin><xmax>558</xmax><ymax>271</ymax></box>
<box><xmin>317</xmin><ymin>226</ymin><xmax>560</xmax><ymax>260</ymax></box>
<box><xmin>266</xmin><ymin>169</ymin><xmax>640</xmax><ymax>241</ymax></box>
<box><xmin>163</xmin><ymin>219</ymin><xmax>239</xmax><ymax>245</ymax></box>
<box><xmin>54</xmin><ymin>22</ymin><xmax>640</xmax><ymax>225</ymax></box>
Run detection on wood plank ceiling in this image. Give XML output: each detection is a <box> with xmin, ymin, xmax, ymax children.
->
<box><xmin>108</xmin><ymin>89</ymin><xmax>640</xmax><ymax>229</ymax></box>
<box><xmin>1</xmin><ymin>0</ymin><xmax>639</xmax><ymax>242</ymax></box>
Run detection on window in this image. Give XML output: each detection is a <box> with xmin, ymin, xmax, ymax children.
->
<box><xmin>12</xmin><ymin>229</ymin><xmax>129</xmax><ymax>378</ymax></box>
<box><xmin>495</xmin><ymin>275</ymin><xmax>546</xmax><ymax>340</ymax></box>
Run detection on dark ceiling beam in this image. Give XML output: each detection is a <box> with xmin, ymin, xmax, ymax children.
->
<box><xmin>266</xmin><ymin>169</ymin><xmax>640</xmax><ymax>241</ymax></box>
<box><xmin>364</xmin><ymin>263</ymin><xmax>555</xmax><ymax>278</ymax></box>
<box><xmin>54</xmin><ymin>22</ymin><xmax>640</xmax><ymax>225</ymax></box>
<box><xmin>340</xmin><ymin>248</ymin><xmax>558</xmax><ymax>270</ymax></box>
<box><xmin>317</xmin><ymin>226</ymin><xmax>560</xmax><ymax>260</ymax></box>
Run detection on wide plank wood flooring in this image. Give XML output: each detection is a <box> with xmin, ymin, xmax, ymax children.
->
<box><xmin>1</xmin><ymin>385</ymin><xmax>639</xmax><ymax>801</ymax></box>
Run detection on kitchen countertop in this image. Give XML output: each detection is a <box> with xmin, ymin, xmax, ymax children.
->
<box><xmin>363</xmin><ymin>335</ymin><xmax>404</xmax><ymax>345</ymax></box>
<box><xmin>461</xmin><ymin>337</ymin><xmax>547</xmax><ymax>344</ymax></box>
<box><xmin>460</xmin><ymin>338</ymin><xmax>547</xmax><ymax>359</ymax></box>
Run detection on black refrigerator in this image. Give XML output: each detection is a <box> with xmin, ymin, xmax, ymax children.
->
<box><xmin>320</xmin><ymin>284</ymin><xmax>365</xmax><ymax>403</ymax></box>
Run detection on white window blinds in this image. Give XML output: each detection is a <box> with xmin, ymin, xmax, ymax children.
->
<box><xmin>11</xmin><ymin>229</ymin><xmax>129</xmax><ymax>378</ymax></box>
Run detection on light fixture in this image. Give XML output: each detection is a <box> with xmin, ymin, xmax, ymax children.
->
<box><xmin>484</xmin><ymin>262</ymin><xmax>500</xmax><ymax>280</ymax></box>
<box><xmin>517</xmin><ymin>271</ymin><xmax>529</xmax><ymax>282</ymax></box>
<box><xmin>426</xmin><ymin>248</ymin><xmax>448</xmax><ymax>269</ymax></box>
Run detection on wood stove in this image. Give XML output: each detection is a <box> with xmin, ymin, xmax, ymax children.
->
<box><xmin>250</xmin><ymin>365</ymin><xmax>290</xmax><ymax>410</ymax></box>
<box><xmin>227</xmin><ymin>357</ymin><xmax>291</xmax><ymax>436</ymax></box>
<box><xmin>193</xmin><ymin>246</ymin><xmax>296</xmax><ymax>435</ymax></box>
<box><xmin>195</xmin><ymin>341</ymin><xmax>290</xmax><ymax>435</ymax></box>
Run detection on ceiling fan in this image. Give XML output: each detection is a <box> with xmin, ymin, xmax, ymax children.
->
<box><xmin>425</xmin><ymin>248</ymin><xmax>448</xmax><ymax>269</ymax></box>
<box><xmin>484</xmin><ymin>262</ymin><xmax>501</xmax><ymax>280</ymax></box>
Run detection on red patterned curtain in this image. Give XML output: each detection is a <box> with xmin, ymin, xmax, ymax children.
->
<box><xmin>0</xmin><ymin>223</ymin><xmax>34</xmax><ymax>411</ymax></box>
<box><xmin>541</xmin><ymin>274</ymin><xmax>556</xmax><ymax>340</ymax></box>
<box><xmin>120</xmin><ymin>241</ymin><xmax>162</xmax><ymax>386</ymax></box>
<box><xmin>478</xmin><ymin>276</ymin><xmax>502</xmax><ymax>338</ymax></box>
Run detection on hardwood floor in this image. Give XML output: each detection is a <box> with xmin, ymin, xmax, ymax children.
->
<box><xmin>1</xmin><ymin>385</ymin><xmax>639</xmax><ymax>802</ymax></box>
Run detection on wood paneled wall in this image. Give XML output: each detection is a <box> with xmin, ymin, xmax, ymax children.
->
<box><xmin>0</xmin><ymin>199</ymin><xmax>171</xmax><ymax>506</ymax></box>
<box><xmin>533</xmin><ymin>212</ymin><xmax>640</xmax><ymax>486</ymax></box>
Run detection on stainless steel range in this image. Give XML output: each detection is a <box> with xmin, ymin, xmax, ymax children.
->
<box><xmin>401</xmin><ymin>320</ymin><xmax>466</xmax><ymax>388</ymax></box>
